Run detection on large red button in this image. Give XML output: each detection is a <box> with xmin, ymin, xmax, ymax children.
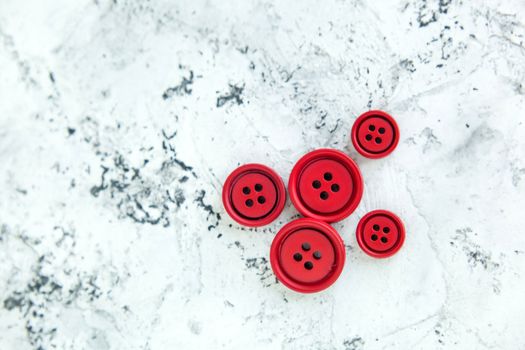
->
<box><xmin>288</xmin><ymin>149</ymin><xmax>363</xmax><ymax>223</ymax></box>
<box><xmin>356</xmin><ymin>210</ymin><xmax>405</xmax><ymax>258</ymax></box>
<box><xmin>351</xmin><ymin>110</ymin><xmax>400</xmax><ymax>158</ymax></box>
<box><xmin>222</xmin><ymin>164</ymin><xmax>286</xmax><ymax>227</ymax></box>
<box><xmin>270</xmin><ymin>218</ymin><xmax>345</xmax><ymax>293</ymax></box>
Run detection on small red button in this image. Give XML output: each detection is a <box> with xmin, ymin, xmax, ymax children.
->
<box><xmin>356</xmin><ymin>210</ymin><xmax>405</xmax><ymax>258</ymax></box>
<box><xmin>270</xmin><ymin>218</ymin><xmax>345</xmax><ymax>293</ymax></box>
<box><xmin>222</xmin><ymin>164</ymin><xmax>286</xmax><ymax>227</ymax></box>
<box><xmin>351</xmin><ymin>110</ymin><xmax>400</xmax><ymax>158</ymax></box>
<box><xmin>288</xmin><ymin>149</ymin><xmax>363</xmax><ymax>223</ymax></box>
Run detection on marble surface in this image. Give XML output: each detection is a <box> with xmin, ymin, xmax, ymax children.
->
<box><xmin>1</xmin><ymin>0</ymin><xmax>525</xmax><ymax>349</ymax></box>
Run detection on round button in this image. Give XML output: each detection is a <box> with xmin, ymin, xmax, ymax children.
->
<box><xmin>288</xmin><ymin>149</ymin><xmax>363</xmax><ymax>223</ymax></box>
<box><xmin>222</xmin><ymin>164</ymin><xmax>286</xmax><ymax>227</ymax></box>
<box><xmin>356</xmin><ymin>210</ymin><xmax>405</xmax><ymax>258</ymax></box>
<box><xmin>351</xmin><ymin>110</ymin><xmax>400</xmax><ymax>158</ymax></box>
<box><xmin>270</xmin><ymin>218</ymin><xmax>346</xmax><ymax>293</ymax></box>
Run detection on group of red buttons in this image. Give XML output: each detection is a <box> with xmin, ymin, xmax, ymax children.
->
<box><xmin>222</xmin><ymin>110</ymin><xmax>406</xmax><ymax>293</ymax></box>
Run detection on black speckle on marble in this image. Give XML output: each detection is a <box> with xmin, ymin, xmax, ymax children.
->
<box><xmin>194</xmin><ymin>190</ymin><xmax>221</xmax><ymax>230</ymax></box>
<box><xmin>166</xmin><ymin>188</ymin><xmax>186</xmax><ymax>208</ymax></box>
<box><xmin>2</xmin><ymin>225</ymin><xmax>105</xmax><ymax>350</ymax></box>
<box><xmin>315</xmin><ymin>111</ymin><xmax>327</xmax><ymax>130</ymax></box>
<box><xmin>400</xmin><ymin>59</ymin><xmax>416</xmax><ymax>73</ymax></box>
<box><xmin>343</xmin><ymin>336</ymin><xmax>364</xmax><ymax>350</ymax></box>
<box><xmin>453</xmin><ymin>228</ymin><xmax>500</xmax><ymax>271</ymax></box>
<box><xmin>162</xmin><ymin>71</ymin><xmax>194</xmax><ymax>100</ymax></box>
<box><xmin>434</xmin><ymin>323</ymin><xmax>446</xmax><ymax>345</ymax></box>
<box><xmin>3</xmin><ymin>295</ymin><xmax>24</xmax><ymax>311</ymax></box>
<box><xmin>83</xmin><ymin>113</ymin><xmax>199</xmax><ymax>227</ymax></box>
<box><xmin>237</xmin><ymin>46</ymin><xmax>249</xmax><ymax>54</ymax></box>
<box><xmin>16</xmin><ymin>188</ymin><xmax>28</xmax><ymax>195</ymax></box>
<box><xmin>90</xmin><ymin>166</ymin><xmax>109</xmax><ymax>197</ymax></box>
<box><xmin>329</xmin><ymin>118</ymin><xmax>341</xmax><ymax>134</ymax></box>
<box><xmin>511</xmin><ymin>163</ymin><xmax>525</xmax><ymax>187</ymax></box>
<box><xmin>416</xmin><ymin>0</ymin><xmax>452</xmax><ymax>28</ymax></box>
<box><xmin>90</xmin><ymin>151</ymin><xmax>188</xmax><ymax>227</ymax></box>
<box><xmin>244</xmin><ymin>257</ymin><xmax>275</xmax><ymax>287</ymax></box>
<box><xmin>161</xmin><ymin>129</ymin><xmax>197</xmax><ymax>178</ymax></box>
<box><xmin>216</xmin><ymin>83</ymin><xmax>244</xmax><ymax>107</ymax></box>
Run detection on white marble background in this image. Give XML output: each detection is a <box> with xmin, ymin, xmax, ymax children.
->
<box><xmin>1</xmin><ymin>0</ymin><xmax>525</xmax><ymax>349</ymax></box>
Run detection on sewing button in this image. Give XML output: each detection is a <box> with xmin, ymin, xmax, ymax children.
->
<box><xmin>222</xmin><ymin>163</ymin><xmax>286</xmax><ymax>227</ymax></box>
<box><xmin>288</xmin><ymin>149</ymin><xmax>363</xmax><ymax>223</ymax></box>
<box><xmin>356</xmin><ymin>210</ymin><xmax>405</xmax><ymax>258</ymax></box>
<box><xmin>270</xmin><ymin>218</ymin><xmax>346</xmax><ymax>293</ymax></box>
<box><xmin>351</xmin><ymin>110</ymin><xmax>400</xmax><ymax>158</ymax></box>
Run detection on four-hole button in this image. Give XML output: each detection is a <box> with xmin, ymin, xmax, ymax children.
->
<box><xmin>289</xmin><ymin>149</ymin><xmax>363</xmax><ymax>223</ymax></box>
<box><xmin>351</xmin><ymin>110</ymin><xmax>400</xmax><ymax>159</ymax></box>
<box><xmin>356</xmin><ymin>210</ymin><xmax>405</xmax><ymax>258</ymax></box>
<box><xmin>222</xmin><ymin>164</ymin><xmax>286</xmax><ymax>227</ymax></box>
<box><xmin>270</xmin><ymin>218</ymin><xmax>346</xmax><ymax>293</ymax></box>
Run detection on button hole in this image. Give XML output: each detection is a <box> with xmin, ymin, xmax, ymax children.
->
<box><xmin>257</xmin><ymin>196</ymin><xmax>266</xmax><ymax>204</ymax></box>
<box><xmin>371</xmin><ymin>234</ymin><xmax>378</xmax><ymax>241</ymax></box>
<box><xmin>383</xmin><ymin>227</ymin><xmax>390</xmax><ymax>233</ymax></box>
<box><xmin>323</xmin><ymin>172</ymin><xmax>333</xmax><ymax>181</ymax></box>
<box><xmin>368</xmin><ymin>125</ymin><xmax>376</xmax><ymax>131</ymax></box>
<box><xmin>378</xmin><ymin>127</ymin><xmax>385</xmax><ymax>134</ymax></box>
<box><xmin>375</xmin><ymin>137</ymin><xmax>382</xmax><ymax>144</ymax></box>
<box><xmin>331</xmin><ymin>184</ymin><xmax>340</xmax><ymax>192</ymax></box>
<box><xmin>304</xmin><ymin>261</ymin><xmax>313</xmax><ymax>270</ymax></box>
<box><xmin>381</xmin><ymin>237</ymin><xmax>388</xmax><ymax>243</ymax></box>
<box><xmin>242</xmin><ymin>187</ymin><xmax>250</xmax><ymax>195</ymax></box>
<box><xmin>320</xmin><ymin>191</ymin><xmax>329</xmax><ymax>200</ymax></box>
<box><xmin>312</xmin><ymin>180</ymin><xmax>321</xmax><ymax>189</ymax></box>
<box><xmin>254</xmin><ymin>184</ymin><xmax>263</xmax><ymax>192</ymax></box>
<box><xmin>365</xmin><ymin>134</ymin><xmax>372</xmax><ymax>141</ymax></box>
<box><xmin>245</xmin><ymin>199</ymin><xmax>254</xmax><ymax>207</ymax></box>
<box><xmin>373</xmin><ymin>224</ymin><xmax>380</xmax><ymax>231</ymax></box>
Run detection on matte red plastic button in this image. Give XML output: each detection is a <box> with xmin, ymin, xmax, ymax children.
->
<box><xmin>288</xmin><ymin>149</ymin><xmax>363</xmax><ymax>223</ymax></box>
<box><xmin>270</xmin><ymin>218</ymin><xmax>345</xmax><ymax>293</ymax></box>
<box><xmin>351</xmin><ymin>110</ymin><xmax>400</xmax><ymax>158</ymax></box>
<box><xmin>356</xmin><ymin>210</ymin><xmax>405</xmax><ymax>258</ymax></box>
<box><xmin>222</xmin><ymin>164</ymin><xmax>286</xmax><ymax>227</ymax></box>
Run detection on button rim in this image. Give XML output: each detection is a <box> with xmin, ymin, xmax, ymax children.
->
<box><xmin>356</xmin><ymin>209</ymin><xmax>405</xmax><ymax>258</ymax></box>
<box><xmin>222</xmin><ymin>163</ymin><xmax>286</xmax><ymax>227</ymax></box>
<box><xmin>351</xmin><ymin>110</ymin><xmax>400</xmax><ymax>159</ymax></box>
<box><xmin>288</xmin><ymin>149</ymin><xmax>364</xmax><ymax>223</ymax></box>
<box><xmin>270</xmin><ymin>218</ymin><xmax>346</xmax><ymax>293</ymax></box>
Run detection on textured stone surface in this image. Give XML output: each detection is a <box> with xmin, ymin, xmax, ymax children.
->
<box><xmin>1</xmin><ymin>0</ymin><xmax>524</xmax><ymax>349</ymax></box>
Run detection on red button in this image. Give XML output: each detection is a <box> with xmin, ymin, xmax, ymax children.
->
<box><xmin>288</xmin><ymin>149</ymin><xmax>363</xmax><ymax>223</ymax></box>
<box><xmin>351</xmin><ymin>110</ymin><xmax>400</xmax><ymax>158</ymax></box>
<box><xmin>270</xmin><ymin>218</ymin><xmax>345</xmax><ymax>293</ymax></box>
<box><xmin>356</xmin><ymin>210</ymin><xmax>405</xmax><ymax>258</ymax></box>
<box><xmin>222</xmin><ymin>164</ymin><xmax>286</xmax><ymax>227</ymax></box>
